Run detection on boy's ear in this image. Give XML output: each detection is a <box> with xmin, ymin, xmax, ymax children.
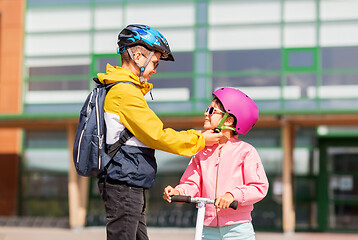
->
<box><xmin>131</xmin><ymin>48</ymin><xmax>142</xmax><ymax>63</ymax></box>
<box><xmin>132</xmin><ymin>50</ymin><xmax>142</xmax><ymax>62</ymax></box>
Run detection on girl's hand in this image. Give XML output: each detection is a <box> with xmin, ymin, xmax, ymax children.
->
<box><xmin>163</xmin><ymin>185</ymin><xmax>180</xmax><ymax>202</ymax></box>
<box><xmin>215</xmin><ymin>192</ymin><xmax>234</xmax><ymax>209</ymax></box>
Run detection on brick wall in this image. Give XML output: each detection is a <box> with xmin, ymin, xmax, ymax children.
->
<box><xmin>0</xmin><ymin>0</ymin><xmax>25</xmax><ymax>215</ymax></box>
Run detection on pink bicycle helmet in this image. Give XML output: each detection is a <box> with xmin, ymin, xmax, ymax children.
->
<box><xmin>213</xmin><ymin>87</ymin><xmax>259</xmax><ymax>135</ymax></box>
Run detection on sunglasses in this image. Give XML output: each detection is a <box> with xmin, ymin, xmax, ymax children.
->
<box><xmin>205</xmin><ymin>106</ymin><xmax>225</xmax><ymax>115</ymax></box>
<box><xmin>152</xmin><ymin>61</ymin><xmax>159</xmax><ymax>69</ymax></box>
<box><xmin>141</xmin><ymin>53</ymin><xmax>160</xmax><ymax>69</ymax></box>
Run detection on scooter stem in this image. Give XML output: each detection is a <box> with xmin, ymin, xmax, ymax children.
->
<box><xmin>195</xmin><ymin>201</ymin><xmax>206</xmax><ymax>240</ymax></box>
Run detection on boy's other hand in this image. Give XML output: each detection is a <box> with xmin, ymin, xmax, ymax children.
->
<box><xmin>202</xmin><ymin>130</ymin><xmax>223</xmax><ymax>146</ymax></box>
<box><xmin>163</xmin><ymin>185</ymin><xmax>179</xmax><ymax>202</ymax></box>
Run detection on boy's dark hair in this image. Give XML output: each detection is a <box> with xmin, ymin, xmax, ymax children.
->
<box><xmin>212</xmin><ymin>96</ymin><xmax>238</xmax><ymax>136</ymax></box>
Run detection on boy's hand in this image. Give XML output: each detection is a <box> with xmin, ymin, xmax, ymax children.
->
<box><xmin>202</xmin><ymin>130</ymin><xmax>223</xmax><ymax>146</ymax></box>
<box><xmin>215</xmin><ymin>192</ymin><xmax>234</xmax><ymax>209</ymax></box>
<box><xmin>163</xmin><ymin>185</ymin><xmax>180</xmax><ymax>202</ymax></box>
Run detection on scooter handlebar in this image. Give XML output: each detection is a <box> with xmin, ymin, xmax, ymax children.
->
<box><xmin>171</xmin><ymin>195</ymin><xmax>192</xmax><ymax>203</ymax></box>
<box><xmin>229</xmin><ymin>200</ymin><xmax>238</xmax><ymax>210</ymax></box>
<box><xmin>171</xmin><ymin>195</ymin><xmax>238</xmax><ymax>210</ymax></box>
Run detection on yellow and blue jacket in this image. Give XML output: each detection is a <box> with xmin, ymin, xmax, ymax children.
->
<box><xmin>97</xmin><ymin>64</ymin><xmax>205</xmax><ymax>188</ymax></box>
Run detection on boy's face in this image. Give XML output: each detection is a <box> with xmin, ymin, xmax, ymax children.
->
<box><xmin>203</xmin><ymin>101</ymin><xmax>225</xmax><ymax>130</ymax></box>
<box><xmin>136</xmin><ymin>51</ymin><xmax>161</xmax><ymax>82</ymax></box>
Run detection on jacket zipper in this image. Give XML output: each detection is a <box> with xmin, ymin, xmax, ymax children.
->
<box><xmin>76</xmin><ymin>91</ymin><xmax>94</xmax><ymax>163</ymax></box>
<box><xmin>215</xmin><ymin>146</ymin><xmax>223</xmax><ymax>226</ymax></box>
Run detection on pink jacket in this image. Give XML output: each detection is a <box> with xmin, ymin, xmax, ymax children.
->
<box><xmin>175</xmin><ymin>137</ymin><xmax>269</xmax><ymax>227</ymax></box>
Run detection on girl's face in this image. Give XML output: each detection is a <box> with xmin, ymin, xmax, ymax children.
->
<box><xmin>203</xmin><ymin>101</ymin><xmax>225</xmax><ymax>130</ymax></box>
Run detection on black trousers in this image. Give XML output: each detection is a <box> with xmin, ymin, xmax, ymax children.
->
<box><xmin>98</xmin><ymin>179</ymin><xmax>149</xmax><ymax>240</ymax></box>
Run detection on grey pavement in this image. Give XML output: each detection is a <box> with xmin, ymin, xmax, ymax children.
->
<box><xmin>0</xmin><ymin>227</ymin><xmax>358</xmax><ymax>240</ymax></box>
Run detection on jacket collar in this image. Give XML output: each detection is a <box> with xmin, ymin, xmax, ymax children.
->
<box><xmin>97</xmin><ymin>64</ymin><xmax>153</xmax><ymax>96</ymax></box>
<box><xmin>207</xmin><ymin>136</ymin><xmax>241</xmax><ymax>151</ymax></box>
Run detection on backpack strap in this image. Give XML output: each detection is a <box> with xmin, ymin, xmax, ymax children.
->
<box><xmin>107</xmin><ymin>129</ymin><xmax>134</xmax><ymax>159</ymax></box>
<box><xmin>92</xmin><ymin>77</ymin><xmax>138</xmax><ymax>160</ymax></box>
<box><xmin>102</xmin><ymin>79</ymin><xmax>137</xmax><ymax>158</ymax></box>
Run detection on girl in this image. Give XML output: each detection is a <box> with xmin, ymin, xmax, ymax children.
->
<box><xmin>163</xmin><ymin>87</ymin><xmax>269</xmax><ymax>240</ymax></box>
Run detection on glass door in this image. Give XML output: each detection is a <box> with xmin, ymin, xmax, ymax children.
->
<box><xmin>318</xmin><ymin>137</ymin><xmax>358</xmax><ymax>232</ymax></box>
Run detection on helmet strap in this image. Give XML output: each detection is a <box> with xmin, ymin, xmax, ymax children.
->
<box><xmin>127</xmin><ymin>48</ymin><xmax>154</xmax><ymax>84</ymax></box>
<box><xmin>214</xmin><ymin>113</ymin><xmax>237</xmax><ymax>133</ymax></box>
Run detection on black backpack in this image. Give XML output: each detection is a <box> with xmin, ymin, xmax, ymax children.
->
<box><xmin>72</xmin><ymin>78</ymin><xmax>133</xmax><ymax>177</ymax></box>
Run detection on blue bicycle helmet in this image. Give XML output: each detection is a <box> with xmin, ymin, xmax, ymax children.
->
<box><xmin>117</xmin><ymin>24</ymin><xmax>174</xmax><ymax>61</ymax></box>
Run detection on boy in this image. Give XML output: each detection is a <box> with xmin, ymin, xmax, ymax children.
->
<box><xmin>97</xmin><ymin>24</ymin><xmax>222</xmax><ymax>240</ymax></box>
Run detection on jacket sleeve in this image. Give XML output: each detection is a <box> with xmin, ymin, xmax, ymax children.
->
<box><xmin>105</xmin><ymin>83</ymin><xmax>205</xmax><ymax>157</ymax></box>
<box><xmin>229</xmin><ymin>148</ymin><xmax>269</xmax><ymax>206</ymax></box>
<box><xmin>175</xmin><ymin>154</ymin><xmax>201</xmax><ymax>197</ymax></box>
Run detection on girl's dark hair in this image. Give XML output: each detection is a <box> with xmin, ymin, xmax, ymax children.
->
<box><xmin>212</xmin><ymin>96</ymin><xmax>238</xmax><ymax>135</ymax></box>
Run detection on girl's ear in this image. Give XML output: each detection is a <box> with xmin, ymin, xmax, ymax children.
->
<box><xmin>224</xmin><ymin>115</ymin><xmax>235</xmax><ymax>127</ymax></box>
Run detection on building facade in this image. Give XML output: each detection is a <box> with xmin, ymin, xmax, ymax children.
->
<box><xmin>1</xmin><ymin>0</ymin><xmax>358</xmax><ymax>233</ymax></box>
<box><xmin>0</xmin><ymin>0</ymin><xmax>24</xmax><ymax>216</ymax></box>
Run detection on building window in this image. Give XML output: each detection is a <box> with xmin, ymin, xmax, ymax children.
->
<box><xmin>283</xmin><ymin>48</ymin><xmax>317</xmax><ymax>72</ymax></box>
<box><xmin>212</xmin><ymin>49</ymin><xmax>281</xmax><ymax>72</ymax></box>
<box><xmin>21</xmin><ymin>130</ymin><xmax>69</xmax><ymax>218</ymax></box>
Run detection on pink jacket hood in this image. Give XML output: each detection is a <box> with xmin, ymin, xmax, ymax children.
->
<box><xmin>175</xmin><ymin>138</ymin><xmax>269</xmax><ymax>227</ymax></box>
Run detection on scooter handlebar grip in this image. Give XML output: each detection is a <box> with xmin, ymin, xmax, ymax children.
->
<box><xmin>171</xmin><ymin>195</ymin><xmax>192</xmax><ymax>203</ymax></box>
<box><xmin>230</xmin><ymin>200</ymin><xmax>238</xmax><ymax>210</ymax></box>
